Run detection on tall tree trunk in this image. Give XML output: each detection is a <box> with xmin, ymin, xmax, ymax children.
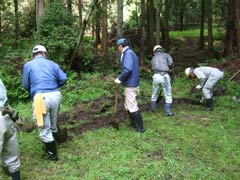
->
<box><xmin>199</xmin><ymin>0</ymin><xmax>205</xmax><ymax>49</ymax></box>
<box><xmin>95</xmin><ymin>3</ymin><xmax>101</xmax><ymax>47</ymax></box>
<box><xmin>14</xmin><ymin>0</ymin><xmax>19</xmax><ymax>46</ymax></box>
<box><xmin>147</xmin><ymin>0</ymin><xmax>154</xmax><ymax>54</ymax></box>
<box><xmin>236</xmin><ymin>0</ymin><xmax>240</xmax><ymax>56</ymax></box>
<box><xmin>164</xmin><ymin>0</ymin><xmax>170</xmax><ymax>51</ymax></box>
<box><xmin>102</xmin><ymin>0</ymin><xmax>108</xmax><ymax>55</ymax></box>
<box><xmin>224</xmin><ymin>0</ymin><xmax>235</xmax><ymax>56</ymax></box>
<box><xmin>156</xmin><ymin>0</ymin><xmax>161</xmax><ymax>45</ymax></box>
<box><xmin>0</xmin><ymin>0</ymin><xmax>2</xmax><ymax>34</ymax></box>
<box><xmin>69</xmin><ymin>0</ymin><xmax>99</xmax><ymax>69</ymax></box>
<box><xmin>36</xmin><ymin>0</ymin><xmax>45</xmax><ymax>33</ymax></box>
<box><xmin>140</xmin><ymin>0</ymin><xmax>146</xmax><ymax>65</ymax></box>
<box><xmin>67</xmin><ymin>0</ymin><xmax>72</xmax><ymax>14</ymax></box>
<box><xmin>116</xmin><ymin>0</ymin><xmax>123</xmax><ymax>62</ymax></box>
<box><xmin>179</xmin><ymin>0</ymin><xmax>184</xmax><ymax>31</ymax></box>
<box><xmin>117</xmin><ymin>0</ymin><xmax>123</xmax><ymax>39</ymax></box>
<box><xmin>207</xmin><ymin>0</ymin><xmax>213</xmax><ymax>56</ymax></box>
<box><xmin>179</xmin><ymin>1</ymin><xmax>189</xmax><ymax>31</ymax></box>
<box><xmin>78</xmin><ymin>0</ymin><xmax>82</xmax><ymax>27</ymax></box>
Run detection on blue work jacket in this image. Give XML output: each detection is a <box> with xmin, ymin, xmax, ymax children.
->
<box><xmin>118</xmin><ymin>47</ymin><xmax>140</xmax><ymax>87</ymax></box>
<box><xmin>22</xmin><ymin>55</ymin><xmax>67</xmax><ymax>97</ymax></box>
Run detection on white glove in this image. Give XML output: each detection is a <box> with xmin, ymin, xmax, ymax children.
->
<box><xmin>196</xmin><ymin>84</ymin><xmax>202</xmax><ymax>90</ymax></box>
<box><xmin>114</xmin><ymin>78</ymin><xmax>121</xmax><ymax>84</ymax></box>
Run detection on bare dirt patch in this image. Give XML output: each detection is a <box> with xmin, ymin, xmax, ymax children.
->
<box><xmin>21</xmin><ymin>85</ymin><xmax>226</xmax><ymax>142</ymax></box>
<box><xmin>21</xmin><ymin>37</ymin><xmax>237</xmax><ymax>141</ymax></box>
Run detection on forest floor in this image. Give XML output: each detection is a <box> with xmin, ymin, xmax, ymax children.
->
<box><xmin>6</xmin><ymin>36</ymin><xmax>238</xmax><ymax>180</ymax></box>
<box><xmin>21</xmin><ymin>38</ymin><xmax>240</xmax><ymax>143</ymax></box>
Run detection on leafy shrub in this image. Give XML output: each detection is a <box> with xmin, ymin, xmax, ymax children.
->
<box><xmin>0</xmin><ymin>62</ymin><xmax>29</xmax><ymax>105</ymax></box>
<box><xmin>37</xmin><ymin>0</ymin><xmax>77</xmax><ymax>65</ymax></box>
<box><xmin>61</xmin><ymin>71</ymin><xmax>116</xmax><ymax>110</ymax></box>
<box><xmin>125</xmin><ymin>9</ymin><xmax>140</xmax><ymax>30</ymax></box>
<box><xmin>0</xmin><ymin>40</ymin><xmax>33</xmax><ymax>104</ymax></box>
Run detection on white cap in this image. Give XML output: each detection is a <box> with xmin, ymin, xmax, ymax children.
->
<box><xmin>153</xmin><ymin>45</ymin><xmax>163</xmax><ymax>53</ymax></box>
<box><xmin>185</xmin><ymin>67</ymin><xmax>193</xmax><ymax>77</ymax></box>
<box><xmin>32</xmin><ymin>45</ymin><xmax>47</xmax><ymax>53</ymax></box>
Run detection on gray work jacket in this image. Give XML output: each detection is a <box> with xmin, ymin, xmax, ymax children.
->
<box><xmin>151</xmin><ymin>52</ymin><xmax>174</xmax><ymax>74</ymax></box>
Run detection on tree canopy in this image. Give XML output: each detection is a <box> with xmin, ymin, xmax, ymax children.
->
<box><xmin>0</xmin><ymin>0</ymin><xmax>239</xmax><ymax>69</ymax></box>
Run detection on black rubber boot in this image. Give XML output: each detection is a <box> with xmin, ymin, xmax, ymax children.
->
<box><xmin>53</xmin><ymin>132</ymin><xmax>60</xmax><ymax>143</ymax></box>
<box><xmin>165</xmin><ymin>103</ymin><xmax>174</xmax><ymax>116</ymax></box>
<box><xmin>151</xmin><ymin>101</ymin><xmax>157</xmax><ymax>113</ymax></box>
<box><xmin>205</xmin><ymin>98</ymin><xmax>214</xmax><ymax>111</ymax></box>
<box><xmin>10</xmin><ymin>170</ymin><xmax>21</xmax><ymax>180</ymax></box>
<box><xmin>132</xmin><ymin>111</ymin><xmax>146</xmax><ymax>133</ymax></box>
<box><xmin>127</xmin><ymin>111</ymin><xmax>137</xmax><ymax>128</ymax></box>
<box><xmin>44</xmin><ymin>141</ymin><xmax>58</xmax><ymax>161</ymax></box>
<box><xmin>2</xmin><ymin>166</ymin><xmax>10</xmax><ymax>176</ymax></box>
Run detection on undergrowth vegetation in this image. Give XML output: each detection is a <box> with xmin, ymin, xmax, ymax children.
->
<box><xmin>0</xmin><ymin>26</ymin><xmax>239</xmax><ymax>179</ymax></box>
<box><xmin>0</xmin><ymin>69</ymin><xmax>240</xmax><ymax>179</ymax></box>
<box><xmin>170</xmin><ymin>24</ymin><xmax>225</xmax><ymax>41</ymax></box>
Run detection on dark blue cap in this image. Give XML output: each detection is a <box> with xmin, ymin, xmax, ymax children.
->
<box><xmin>116</xmin><ymin>38</ymin><xmax>128</xmax><ymax>46</ymax></box>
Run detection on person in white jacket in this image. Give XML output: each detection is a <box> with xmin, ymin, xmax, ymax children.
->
<box><xmin>185</xmin><ymin>66</ymin><xmax>224</xmax><ymax>111</ymax></box>
<box><xmin>0</xmin><ymin>78</ymin><xmax>21</xmax><ymax>180</ymax></box>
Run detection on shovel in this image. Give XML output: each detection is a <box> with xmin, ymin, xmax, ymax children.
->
<box><xmin>111</xmin><ymin>84</ymin><xmax>120</xmax><ymax>130</ymax></box>
<box><xmin>55</xmin><ymin>125</ymin><xmax>70</xmax><ymax>143</ymax></box>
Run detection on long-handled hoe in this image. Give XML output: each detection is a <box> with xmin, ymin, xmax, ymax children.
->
<box><xmin>111</xmin><ymin>84</ymin><xmax>120</xmax><ymax>130</ymax></box>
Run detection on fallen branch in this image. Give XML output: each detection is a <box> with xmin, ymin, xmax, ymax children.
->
<box><xmin>228</xmin><ymin>70</ymin><xmax>240</xmax><ymax>81</ymax></box>
<box><xmin>68</xmin><ymin>0</ymin><xmax>99</xmax><ymax>70</ymax></box>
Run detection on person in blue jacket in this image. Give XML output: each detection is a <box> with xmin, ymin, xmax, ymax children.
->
<box><xmin>114</xmin><ymin>38</ymin><xmax>146</xmax><ymax>133</ymax></box>
<box><xmin>22</xmin><ymin>45</ymin><xmax>67</xmax><ymax>161</ymax></box>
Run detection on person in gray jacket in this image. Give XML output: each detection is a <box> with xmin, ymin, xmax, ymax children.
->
<box><xmin>0</xmin><ymin>78</ymin><xmax>21</xmax><ymax>180</ymax></box>
<box><xmin>185</xmin><ymin>66</ymin><xmax>224</xmax><ymax>111</ymax></box>
<box><xmin>151</xmin><ymin>45</ymin><xmax>174</xmax><ymax>116</ymax></box>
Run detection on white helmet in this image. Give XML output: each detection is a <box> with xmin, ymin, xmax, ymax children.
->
<box><xmin>185</xmin><ymin>67</ymin><xmax>193</xmax><ymax>77</ymax></box>
<box><xmin>153</xmin><ymin>45</ymin><xmax>162</xmax><ymax>53</ymax></box>
<box><xmin>32</xmin><ymin>45</ymin><xmax>47</xmax><ymax>53</ymax></box>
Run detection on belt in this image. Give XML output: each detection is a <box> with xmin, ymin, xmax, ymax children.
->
<box><xmin>155</xmin><ymin>71</ymin><xmax>168</xmax><ymax>75</ymax></box>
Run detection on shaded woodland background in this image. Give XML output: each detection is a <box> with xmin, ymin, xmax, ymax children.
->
<box><xmin>1</xmin><ymin>0</ymin><xmax>240</xmax><ymax>61</ymax></box>
<box><xmin>0</xmin><ymin>0</ymin><xmax>240</xmax><ymax>103</ymax></box>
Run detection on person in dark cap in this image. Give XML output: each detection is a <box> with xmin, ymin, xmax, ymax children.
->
<box><xmin>114</xmin><ymin>38</ymin><xmax>146</xmax><ymax>133</ymax></box>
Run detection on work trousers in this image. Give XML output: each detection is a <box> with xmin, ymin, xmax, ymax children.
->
<box><xmin>124</xmin><ymin>87</ymin><xmax>139</xmax><ymax>113</ymax></box>
<box><xmin>33</xmin><ymin>91</ymin><xmax>62</xmax><ymax>143</ymax></box>
<box><xmin>202</xmin><ymin>71</ymin><xmax>224</xmax><ymax>99</ymax></box>
<box><xmin>151</xmin><ymin>73</ymin><xmax>173</xmax><ymax>104</ymax></box>
<box><xmin>0</xmin><ymin>114</ymin><xmax>20</xmax><ymax>173</ymax></box>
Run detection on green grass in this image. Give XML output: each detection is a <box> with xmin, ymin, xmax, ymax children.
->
<box><xmin>1</xmin><ymin>72</ymin><xmax>239</xmax><ymax>180</ymax></box>
<box><xmin>0</xmin><ymin>25</ymin><xmax>235</xmax><ymax>179</ymax></box>
<box><xmin>170</xmin><ymin>24</ymin><xmax>225</xmax><ymax>40</ymax></box>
